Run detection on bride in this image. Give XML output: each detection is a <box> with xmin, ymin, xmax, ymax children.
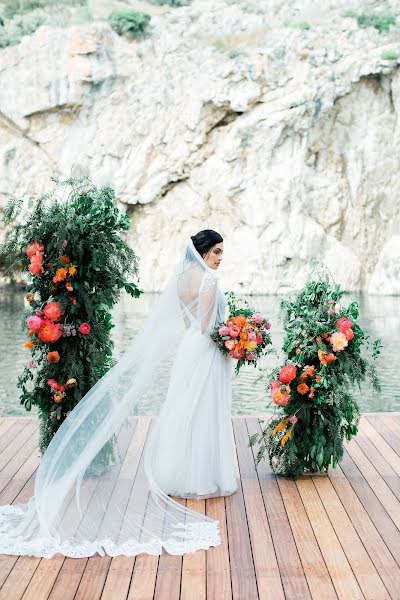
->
<box><xmin>0</xmin><ymin>229</ymin><xmax>238</xmax><ymax>558</ymax></box>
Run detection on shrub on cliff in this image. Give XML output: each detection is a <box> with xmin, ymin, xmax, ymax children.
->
<box><xmin>108</xmin><ymin>10</ymin><xmax>151</xmax><ymax>39</ymax></box>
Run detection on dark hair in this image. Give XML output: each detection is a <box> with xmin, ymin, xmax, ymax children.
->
<box><xmin>191</xmin><ymin>229</ymin><xmax>223</xmax><ymax>258</ymax></box>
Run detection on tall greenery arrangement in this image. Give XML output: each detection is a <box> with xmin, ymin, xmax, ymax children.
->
<box><xmin>0</xmin><ymin>177</ymin><xmax>142</xmax><ymax>452</ymax></box>
<box><xmin>250</xmin><ymin>266</ymin><xmax>382</xmax><ymax>478</ymax></box>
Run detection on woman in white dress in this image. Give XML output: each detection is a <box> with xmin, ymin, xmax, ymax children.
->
<box><xmin>0</xmin><ymin>230</ymin><xmax>237</xmax><ymax>558</ymax></box>
<box><xmin>148</xmin><ymin>230</ymin><xmax>238</xmax><ymax>499</ymax></box>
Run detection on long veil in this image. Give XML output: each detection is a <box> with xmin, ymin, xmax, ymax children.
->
<box><xmin>0</xmin><ymin>239</ymin><xmax>226</xmax><ymax>558</ymax></box>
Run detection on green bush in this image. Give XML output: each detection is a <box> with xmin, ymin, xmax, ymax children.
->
<box><xmin>0</xmin><ymin>10</ymin><xmax>46</xmax><ymax>48</ymax></box>
<box><xmin>357</xmin><ymin>14</ymin><xmax>396</xmax><ymax>33</ymax></box>
<box><xmin>108</xmin><ymin>10</ymin><xmax>151</xmax><ymax>38</ymax></box>
<box><xmin>296</xmin><ymin>21</ymin><xmax>311</xmax><ymax>30</ymax></box>
<box><xmin>381</xmin><ymin>49</ymin><xmax>398</xmax><ymax>60</ymax></box>
<box><xmin>2</xmin><ymin>0</ymin><xmax>85</xmax><ymax>19</ymax></box>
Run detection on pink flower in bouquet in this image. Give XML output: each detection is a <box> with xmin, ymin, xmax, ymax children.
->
<box><xmin>253</xmin><ymin>313</ymin><xmax>263</xmax><ymax>324</ymax></box>
<box><xmin>225</xmin><ymin>339</ymin><xmax>236</xmax><ymax>350</ymax></box>
<box><xmin>79</xmin><ymin>322</ymin><xmax>91</xmax><ymax>335</ymax></box>
<box><xmin>38</xmin><ymin>319</ymin><xmax>63</xmax><ymax>343</ymax></box>
<box><xmin>328</xmin><ymin>308</ymin><xmax>335</xmax><ymax>315</ymax></box>
<box><xmin>279</xmin><ymin>364</ymin><xmax>297</xmax><ymax>384</ymax></box>
<box><xmin>35</xmin><ymin>309</ymin><xmax>43</xmax><ymax>316</ymax></box>
<box><xmin>330</xmin><ymin>331</ymin><xmax>348</xmax><ymax>352</ymax></box>
<box><xmin>27</xmin><ymin>315</ymin><xmax>42</xmax><ymax>331</ymax></box>
<box><xmin>328</xmin><ymin>299</ymin><xmax>335</xmax><ymax>305</ymax></box>
<box><xmin>263</xmin><ymin>322</ymin><xmax>271</xmax><ymax>330</ymax></box>
<box><xmin>26</xmin><ymin>241</ymin><xmax>44</xmax><ymax>257</ymax></box>
<box><xmin>47</xmin><ymin>378</ymin><xmax>58</xmax><ymax>388</ymax></box>
<box><xmin>28</xmin><ymin>360</ymin><xmax>37</xmax><ymax>369</ymax></box>
<box><xmin>247</xmin><ymin>331</ymin><xmax>257</xmax><ymax>341</ymax></box>
<box><xmin>337</xmin><ymin>317</ymin><xmax>352</xmax><ymax>331</ymax></box>
<box><xmin>63</xmin><ymin>240</ymin><xmax>68</xmax><ymax>248</ymax></box>
<box><xmin>344</xmin><ymin>328</ymin><xmax>354</xmax><ymax>341</ymax></box>
<box><xmin>219</xmin><ymin>325</ymin><xmax>230</xmax><ymax>337</ymax></box>
<box><xmin>289</xmin><ymin>415</ymin><xmax>298</xmax><ymax>424</ymax></box>
<box><xmin>230</xmin><ymin>347</ymin><xmax>245</xmax><ymax>359</ymax></box>
<box><xmin>228</xmin><ymin>325</ymin><xmax>240</xmax><ymax>338</ymax></box>
<box><xmin>256</xmin><ymin>333</ymin><xmax>263</xmax><ymax>345</ymax></box>
<box><xmin>272</xmin><ymin>391</ymin><xmax>290</xmax><ymax>407</ymax></box>
<box><xmin>28</xmin><ymin>255</ymin><xmax>44</xmax><ymax>276</ymax></box>
<box><xmin>246</xmin><ymin>352</ymin><xmax>256</xmax><ymax>361</ymax></box>
<box><xmin>43</xmin><ymin>302</ymin><xmax>64</xmax><ymax>322</ymax></box>
<box><xmin>270</xmin><ymin>380</ymin><xmax>280</xmax><ymax>394</ymax></box>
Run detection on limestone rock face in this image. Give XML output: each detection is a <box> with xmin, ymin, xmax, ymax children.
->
<box><xmin>0</xmin><ymin>0</ymin><xmax>399</xmax><ymax>293</ymax></box>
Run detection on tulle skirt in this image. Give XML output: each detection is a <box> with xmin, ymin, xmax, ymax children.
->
<box><xmin>148</xmin><ymin>326</ymin><xmax>238</xmax><ymax>499</ymax></box>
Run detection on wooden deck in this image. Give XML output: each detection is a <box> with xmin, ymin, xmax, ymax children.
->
<box><xmin>0</xmin><ymin>414</ymin><xmax>399</xmax><ymax>600</ymax></box>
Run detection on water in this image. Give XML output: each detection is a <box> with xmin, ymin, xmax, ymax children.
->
<box><xmin>1</xmin><ymin>288</ymin><xmax>399</xmax><ymax>416</ymax></box>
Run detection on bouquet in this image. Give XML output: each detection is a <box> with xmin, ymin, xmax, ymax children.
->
<box><xmin>210</xmin><ymin>292</ymin><xmax>273</xmax><ymax>374</ymax></box>
<box><xmin>249</xmin><ymin>269</ymin><xmax>382</xmax><ymax>478</ymax></box>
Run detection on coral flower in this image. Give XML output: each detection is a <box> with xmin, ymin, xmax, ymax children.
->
<box><xmin>297</xmin><ymin>383</ymin><xmax>309</xmax><ymax>395</ymax></box>
<box><xmin>325</xmin><ymin>353</ymin><xmax>336</xmax><ymax>364</ymax></box>
<box><xmin>27</xmin><ymin>315</ymin><xmax>42</xmax><ymax>331</ymax></box>
<box><xmin>318</xmin><ymin>349</ymin><xmax>328</xmax><ymax>365</ymax></box>
<box><xmin>79</xmin><ymin>323</ymin><xmax>91</xmax><ymax>335</ymax></box>
<box><xmin>289</xmin><ymin>415</ymin><xmax>298</xmax><ymax>424</ymax></box>
<box><xmin>60</xmin><ymin>255</ymin><xmax>70</xmax><ymax>264</ymax></box>
<box><xmin>65</xmin><ymin>282</ymin><xmax>73</xmax><ymax>292</ymax></box>
<box><xmin>270</xmin><ymin>380</ymin><xmax>280</xmax><ymax>394</ymax></box>
<box><xmin>228</xmin><ymin>325</ymin><xmax>240</xmax><ymax>338</ymax></box>
<box><xmin>225</xmin><ymin>339</ymin><xmax>236</xmax><ymax>350</ymax></box>
<box><xmin>26</xmin><ymin>241</ymin><xmax>44</xmax><ymax>257</ymax></box>
<box><xmin>246</xmin><ymin>352</ymin><xmax>256</xmax><ymax>361</ymax></box>
<box><xmin>344</xmin><ymin>328</ymin><xmax>354</xmax><ymax>341</ymax></box>
<box><xmin>24</xmin><ymin>340</ymin><xmax>34</xmax><ymax>349</ymax></box>
<box><xmin>256</xmin><ymin>333</ymin><xmax>263</xmax><ymax>344</ymax></box>
<box><xmin>68</xmin><ymin>265</ymin><xmax>77</xmax><ymax>276</ymax></box>
<box><xmin>38</xmin><ymin>319</ymin><xmax>63</xmax><ymax>343</ymax></box>
<box><xmin>337</xmin><ymin>317</ymin><xmax>352</xmax><ymax>332</ymax></box>
<box><xmin>28</xmin><ymin>256</ymin><xmax>44</xmax><ymax>276</ymax></box>
<box><xmin>279</xmin><ymin>364</ymin><xmax>297</xmax><ymax>384</ymax></box>
<box><xmin>305</xmin><ymin>365</ymin><xmax>315</xmax><ymax>377</ymax></box>
<box><xmin>330</xmin><ymin>331</ymin><xmax>348</xmax><ymax>352</ymax></box>
<box><xmin>43</xmin><ymin>302</ymin><xmax>64</xmax><ymax>322</ymax></box>
<box><xmin>47</xmin><ymin>351</ymin><xmax>60</xmax><ymax>363</ymax></box>
<box><xmin>54</xmin><ymin>392</ymin><xmax>65</xmax><ymax>403</ymax></box>
<box><xmin>53</xmin><ymin>268</ymin><xmax>68</xmax><ymax>283</ymax></box>
<box><xmin>273</xmin><ymin>392</ymin><xmax>290</xmax><ymax>407</ymax></box>
<box><xmin>247</xmin><ymin>331</ymin><xmax>257</xmax><ymax>341</ymax></box>
<box><xmin>219</xmin><ymin>326</ymin><xmax>230</xmax><ymax>337</ymax></box>
<box><xmin>315</xmin><ymin>375</ymin><xmax>321</xmax><ymax>382</ymax></box>
<box><xmin>229</xmin><ymin>348</ymin><xmax>245</xmax><ymax>359</ymax></box>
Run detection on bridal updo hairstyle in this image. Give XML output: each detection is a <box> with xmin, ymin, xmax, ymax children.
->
<box><xmin>191</xmin><ymin>230</ymin><xmax>223</xmax><ymax>259</ymax></box>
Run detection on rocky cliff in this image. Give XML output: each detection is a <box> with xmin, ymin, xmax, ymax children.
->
<box><xmin>1</xmin><ymin>0</ymin><xmax>399</xmax><ymax>293</ymax></box>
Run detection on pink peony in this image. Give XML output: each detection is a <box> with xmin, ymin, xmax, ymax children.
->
<box><xmin>47</xmin><ymin>378</ymin><xmax>58</xmax><ymax>388</ymax></box>
<box><xmin>247</xmin><ymin>331</ymin><xmax>257</xmax><ymax>341</ymax></box>
<box><xmin>256</xmin><ymin>333</ymin><xmax>263</xmax><ymax>344</ymax></box>
<box><xmin>272</xmin><ymin>392</ymin><xmax>290</xmax><ymax>407</ymax></box>
<box><xmin>38</xmin><ymin>319</ymin><xmax>63</xmax><ymax>343</ymax></box>
<box><xmin>79</xmin><ymin>322</ymin><xmax>91</xmax><ymax>335</ymax></box>
<box><xmin>330</xmin><ymin>331</ymin><xmax>348</xmax><ymax>352</ymax></box>
<box><xmin>228</xmin><ymin>325</ymin><xmax>240</xmax><ymax>338</ymax></box>
<box><xmin>27</xmin><ymin>315</ymin><xmax>42</xmax><ymax>331</ymax></box>
<box><xmin>270</xmin><ymin>380</ymin><xmax>280</xmax><ymax>393</ymax></box>
<box><xmin>26</xmin><ymin>241</ymin><xmax>44</xmax><ymax>257</ymax></box>
<box><xmin>328</xmin><ymin>300</ymin><xmax>335</xmax><ymax>305</ymax></box>
<box><xmin>289</xmin><ymin>415</ymin><xmax>298</xmax><ymax>424</ymax></box>
<box><xmin>246</xmin><ymin>352</ymin><xmax>256</xmax><ymax>361</ymax></box>
<box><xmin>279</xmin><ymin>364</ymin><xmax>297</xmax><ymax>384</ymax></box>
<box><xmin>253</xmin><ymin>313</ymin><xmax>263</xmax><ymax>324</ymax></box>
<box><xmin>218</xmin><ymin>325</ymin><xmax>230</xmax><ymax>337</ymax></box>
<box><xmin>337</xmin><ymin>317</ymin><xmax>352</xmax><ymax>331</ymax></box>
<box><xmin>28</xmin><ymin>255</ymin><xmax>44</xmax><ymax>276</ymax></box>
<box><xmin>225</xmin><ymin>339</ymin><xmax>236</xmax><ymax>350</ymax></box>
<box><xmin>229</xmin><ymin>347</ymin><xmax>245</xmax><ymax>359</ymax></box>
<box><xmin>344</xmin><ymin>328</ymin><xmax>354</xmax><ymax>341</ymax></box>
<box><xmin>328</xmin><ymin>308</ymin><xmax>335</xmax><ymax>315</ymax></box>
<box><xmin>43</xmin><ymin>302</ymin><xmax>64</xmax><ymax>322</ymax></box>
<box><xmin>263</xmin><ymin>322</ymin><xmax>271</xmax><ymax>330</ymax></box>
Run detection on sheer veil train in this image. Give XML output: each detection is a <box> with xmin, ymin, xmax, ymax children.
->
<box><xmin>0</xmin><ymin>238</ymin><xmax>227</xmax><ymax>558</ymax></box>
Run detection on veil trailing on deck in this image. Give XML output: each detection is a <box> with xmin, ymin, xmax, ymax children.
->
<box><xmin>0</xmin><ymin>239</ymin><xmax>226</xmax><ymax>558</ymax></box>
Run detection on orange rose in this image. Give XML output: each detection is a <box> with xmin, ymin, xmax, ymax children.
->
<box><xmin>60</xmin><ymin>255</ymin><xmax>70</xmax><ymax>264</ymax></box>
<box><xmin>305</xmin><ymin>365</ymin><xmax>315</xmax><ymax>377</ymax></box>
<box><xmin>240</xmin><ymin>331</ymin><xmax>248</xmax><ymax>341</ymax></box>
<box><xmin>298</xmin><ymin>373</ymin><xmax>308</xmax><ymax>383</ymax></box>
<box><xmin>315</xmin><ymin>375</ymin><xmax>321</xmax><ymax>382</ymax></box>
<box><xmin>24</xmin><ymin>341</ymin><xmax>34</xmax><ymax>349</ymax></box>
<box><xmin>297</xmin><ymin>383</ymin><xmax>309</xmax><ymax>395</ymax></box>
<box><xmin>53</xmin><ymin>268</ymin><xmax>68</xmax><ymax>283</ymax></box>
<box><xmin>47</xmin><ymin>351</ymin><xmax>60</xmax><ymax>363</ymax></box>
<box><xmin>325</xmin><ymin>353</ymin><xmax>336</xmax><ymax>364</ymax></box>
<box><xmin>318</xmin><ymin>349</ymin><xmax>327</xmax><ymax>365</ymax></box>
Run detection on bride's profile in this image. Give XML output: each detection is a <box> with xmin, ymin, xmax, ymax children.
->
<box><xmin>0</xmin><ymin>229</ymin><xmax>238</xmax><ymax>558</ymax></box>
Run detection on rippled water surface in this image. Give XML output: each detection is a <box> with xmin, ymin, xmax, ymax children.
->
<box><xmin>1</xmin><ymin>288</ymin><xmax>399</xmax><ymax>416</ymax></box>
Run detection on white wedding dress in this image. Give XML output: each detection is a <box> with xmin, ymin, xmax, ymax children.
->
<box><xmin>149</xmin><ymin>284</ymin><xmax>238</xmax><ymax>499</ymax></box>
<box><xmin>0</xmin><ymin>239</ymin><xmax>237</xmax><ymax>558</ymax></box>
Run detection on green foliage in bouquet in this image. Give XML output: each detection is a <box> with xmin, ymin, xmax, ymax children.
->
<box><xmin>210</xmin><ymin>291</ymin><xmax>273</xmax><ymax>375</ymax></box>
<box><xmin>0</xmin><ymin>177</ymin><xmax>142</xmax><ymax>453</ymax></box>
<box><xmin>249</xmin><ymin>266</ymin><xmax>382</xmax><ymax>478</ymax></box>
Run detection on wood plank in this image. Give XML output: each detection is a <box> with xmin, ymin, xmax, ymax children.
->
<box><xmin>366</xmin><ymin>415</ymin><xmax>400</xmax><ymax>455</ymax></box>
<box><xmin>225</xmin><ymin>420</ymin><xmax>259</xmax><ymax>600</ymax></box>
<box><xmin>277</xmin><ymin>476</ymin><xmax>338</xmax><ymax>599</ymax></box>
<box><xmin>180</xmin><ymin>499</ymin><xmax>206</xmax><ymax>600</ymax></box>
<box><xmin>329</xmin><ymin>464</ymin><xmax>400</xmax><ymax>594</ymax></box>
<box><xmin>246</xmin><ymin>418</ymin><xmax>311</xmax><ymax>600</ymax></box>
<box><xmin>232</xmin><ymin>418</ymin><xmax>284</xmax><ymax>600</ymax></box>
<box><xmin>354</xmin><ymin>429</ymin><xmax>400</xmax><ymax>501</ymax></box>
<box><xmin>152</xmin><ymin>498</ymin><xmax>184</xmax><ymax>600</ymax></box>
<box><xmin>344</xmin><ymin>440</ymin><xmax>400</xmax><ymax>530</ymax></box>
<box><xmin>206</xmin><ymin>497</ymin><xmax>232</xmax><ymax>600</ymax></box>
<box><xmin>47</xmin><ymin>558</ymin><xmax>88</xmax><ymax>600</ymax></box>
<box><xmin>0</xmin><ymin>420</ymin><xmax>34</xmax><ymax>468</ymax></box>
<box><xmin>340</xmin><ymin>449</ymin><xmax>400</xmax><ymax>566</ymax></box>
<box><xmin>312</xmin><ymin>472</ymin><xmax>389</xmax><ymax>599</ymax></box>
<box><xmin>359</xmin><ymin>417</ymin><xmax>400</xmax><ymax>477</ymax></box>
